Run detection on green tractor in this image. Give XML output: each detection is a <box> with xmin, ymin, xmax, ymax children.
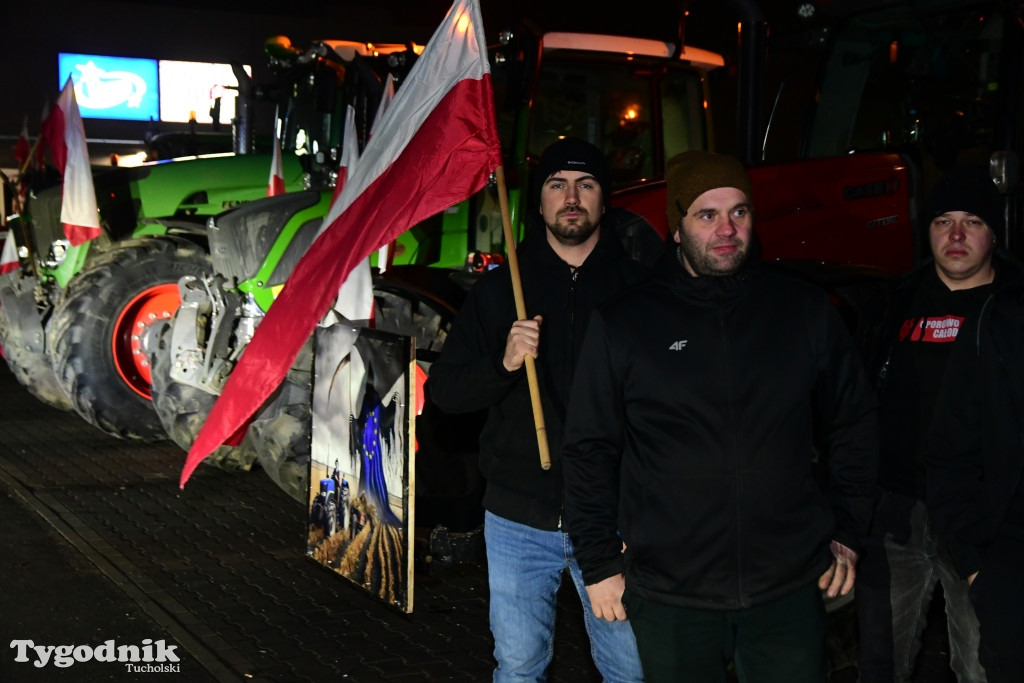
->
<box><xmin>0</xmin><ymin>38</ymin><xmax>415</xmax><ymax>444</ymax></box>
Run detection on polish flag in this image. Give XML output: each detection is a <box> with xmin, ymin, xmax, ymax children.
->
<box><xmin>40</xmin><ymin>77</ymin><xmax>101</xmax><ymax>246</ymax></box>
<box><xmin>331</xmin><ymin>105</ymin><xmax>360</xmax><ymax>203</ymax></box>
<box><xmin>268</xmin><ymin>109</ymin><xmax>285</xmax><ymax>197</ymax></box>
<box><xmin>371</xmin><ymin>74</ymin><xmax>396</xmax><ymax>139</ymax></box>
<box><xmin>181</xmin><ymin>0</ymin><xmax>501</xmax><ymax>487</ymax></box>
<box><xmin>1</xmin><ymin>231</ymin><xmax>18</xmax><ymax>276</ymax></box>
<box><xmin>373</xmin><ymin>74</ymin><xmax>396</xmax><ymax>274</ymax></box>
<box><xmin>329</xmin><ymin>104</ymin><xmax>374</xmax><ymax>323</ymax></box>
<box><xmin>331</xmin><ymin>77</ymin><xmax>395</xmax><ymax>322</ymax></box>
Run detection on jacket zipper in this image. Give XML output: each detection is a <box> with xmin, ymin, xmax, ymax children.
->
<box><xmin>719</xmin><ymin>305</ymin><xmax>746</xmax><ymax>607</ymax></box>
<box><xmin>568</xmin><ymin>267</ymin><xmax>579</xmax><ymax>384</ymax></box>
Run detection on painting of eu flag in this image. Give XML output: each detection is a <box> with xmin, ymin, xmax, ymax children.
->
<box><xmin>307</xmin><ymin>324</ymin><xmax>415</xmax><ymax>612</ymax></box>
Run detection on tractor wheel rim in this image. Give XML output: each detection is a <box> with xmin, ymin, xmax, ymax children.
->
<box><xmin>112</xmin><ymin>283</ymin><xmax>179</xmax><ymax>400</ymax></box>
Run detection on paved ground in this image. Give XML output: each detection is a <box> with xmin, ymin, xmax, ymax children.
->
<box><xmin>0</xmin><ymin>361</ymin><xmax>960</xmax><ymax>682</ymax></box>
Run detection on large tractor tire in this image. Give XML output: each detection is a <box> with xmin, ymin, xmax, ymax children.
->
<box><xmin>0</xmin><ymin>274</ymin><xmax>73</xmax><ymax>411</ymax></box>
<box><xmin>149</xmin><ymin>322</ymin><xmax>258</xmax><ymax>471</ymax></box>
<box><xmin>250</xmin><ymin>282</ymin><xmax>456</xmax><ymax>503</ymax></box>
<box><xmin>48</xmin><ymin>239</ymin><xmax>211</xmax><ymax>440</ymax></box>
<box><xmin>248</xmin><ymin>337</ymin><xmax>315</xmax><ymax>502</ymax></box>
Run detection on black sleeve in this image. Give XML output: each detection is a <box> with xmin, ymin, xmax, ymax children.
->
<box><xmin>813</xmin><ymin>297</ymin><xmax>880</xmax><ymax>555</ymax></box>
<box><xmin>427</xmin><ymin>272</ymin><xmax>522</xmax><ymax>414</ymax></box>
<box><xmin>562</xmin><ymin>310</ymin><xmax>628</xmax><ymax>584</ymax></box>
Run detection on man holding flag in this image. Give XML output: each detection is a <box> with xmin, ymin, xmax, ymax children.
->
<box><xmin>428</xmin><ymin>138</ymin><xmax>648</xmax><ymax>682</ymax></box>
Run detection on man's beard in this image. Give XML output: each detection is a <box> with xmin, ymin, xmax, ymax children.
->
<box><xmin>677</xmin><ymin>231</ymin><xmax>748</xmax><ymax>276</ymax></box>
<box><xmin>546</xmin><ymin>208</ymin><xmax>599</xmax><ymax>246</ymax></box>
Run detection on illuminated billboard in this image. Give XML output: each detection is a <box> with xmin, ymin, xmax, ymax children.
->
<box><xmin>58</xmin><ymin>53</ymin><xmax>159</xmax><ymax>121</ymax></box>
<box><xmin>159</xmin><ymin>61</ymin><xmax>250</xmax><ymax>124</ymax></box>
<box><xmin>57</xmin><ymin>53</ymin><xmax>251</xmax><ymax>124</ymax></box>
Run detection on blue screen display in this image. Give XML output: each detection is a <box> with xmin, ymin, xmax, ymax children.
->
<box><xmin>58</xmin><ymin>53</ymin><xmax>160</xmax><ymax>121</ymax></box>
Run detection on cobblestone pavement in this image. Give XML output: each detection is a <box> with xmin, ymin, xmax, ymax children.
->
<box><xmin>0</xmin><ymin>362</ymin><xmax>602</xmax><ymax>682</ymax></box>
<box><xmin>0</xmin><ymin>361</ymin><xmax>960</xmax><ymax>682</ymax></box>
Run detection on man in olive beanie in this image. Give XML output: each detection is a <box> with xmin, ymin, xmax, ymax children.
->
<box><xmin>563</xmin><ymin>149</ymin><xmax>878</xmax><ymax>682</ymax></box>
<box><xmin>664</xmin><ymin>150</ymin><xmax>756</xmax><ymax>277</ymax></box>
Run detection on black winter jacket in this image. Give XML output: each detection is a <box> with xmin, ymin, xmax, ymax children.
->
<box><xmin>926</xmin><ymin>275</ymin><xmax>1024</xmax><ymax>580</ymax></box>
<box><xmin>857</xmin><ymin>254</ymin><xmax>1023</xmax><ymax>534</ymax></box>
<box><xmin>859</xmin><ymin>252</ymin><xmax>1023</xmax><ymax>396</ymax></box>
<box><xmin>428</xmin><ymin>221</ymin><xmax>651</xmax><ymax>530</ymax></box>
<box><xmin>562</xmin><ymin>249</ymin><xmax>879</xmax><ymax>609</ymax></box>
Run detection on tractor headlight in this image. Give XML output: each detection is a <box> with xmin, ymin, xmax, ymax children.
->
<box><xmin>43</xmin><ymin>240</ymin><xmax>69</xmax><ymax>269</ymax></box>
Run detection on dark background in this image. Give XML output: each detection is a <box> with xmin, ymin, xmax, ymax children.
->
<box><xmin>0</xmin><ymin>0</ymin><xmax>772</xmax><ymax>170</ymax></box>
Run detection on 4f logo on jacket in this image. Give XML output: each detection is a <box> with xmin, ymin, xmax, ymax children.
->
<box><xmin>669</xmin><ymin>340</ymin><xmax>688</xmax><ymax>350</ymax></box>
<box><xmin>898</xmin><ymin>315</ymin><xmax>965</xmax><ymax>343</ymax></box>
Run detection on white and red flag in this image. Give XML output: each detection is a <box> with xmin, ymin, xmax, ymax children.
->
<box><xmin>373</xmin><ymin>74</ymin><xmax>397</xmax><ymax>274</ymax></box>
<box><xmin>180</xmin><ymin>0</ymin><xmax>502</xmax><ymax>487</ymax></box>
<box><xmin>267</xmin><ymin>110</ymin><xmax>285</xmax><ymax>197</ymax></box>
<box><xmin>371</xmin><ymin>74</ymin><xmax>396</xmax><ymax>139</ymax></box>
<box><xmin>328</xmin><ymin>104</ymin><xmax>374</xmax><ymax>323</ymax></box>
<box><xmin>40</xmin><ymin>77</ymin><xmax>101</xmax><ymax>246</ymax></box>
<box><xmin>1</xmin><ymin>231</ymin><xmax>18</xmax><ymax>276</ymax></box>
<box><xmin>332</xmin><ymin>76</ymin><xmax>396</xmax><ymax>321</ymax></box>
<box><xmin>331</xmin><ymin>104</ymin><xmax>360</xmax><ymax>203</ymax></box>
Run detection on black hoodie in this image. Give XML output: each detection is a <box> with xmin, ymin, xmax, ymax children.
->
<box><xmin>562</xmin><ymin>247</ymin><xmax>879</xmax><ymax>609</ymax></box>
<box><xmin>428</xmin><ymin>217</ymin><xmax>651</xmax><ymax>530</ymax></box>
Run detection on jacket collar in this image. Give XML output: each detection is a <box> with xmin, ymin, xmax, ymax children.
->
<box><xmin>653</xmin><ymin>239</ymin><xmax>762</xmax><ymax>305</ymax></box>
<box><xmin>520</xmin><ymin>217</ymin><xmax>628</xmax><ymax>273</ymax></box>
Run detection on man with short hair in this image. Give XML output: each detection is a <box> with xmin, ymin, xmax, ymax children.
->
<box><xmin>429</xmin><ymin>137</ymin><xmax>648</xmax><ymax>682</ymax></box>
<box><xmin>561</xmin><ymin>150</ymin><xmax>878</xmax><ymax>682</ymax></box>
<box><xmin>856</xmin><ymin>163</ymin><xmax>1020</xmax><ymax>682</ymax></box>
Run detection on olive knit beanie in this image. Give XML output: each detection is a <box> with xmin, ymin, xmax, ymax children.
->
<box><xmin>666</xmin><ymin>150</ymin><xmax>753</xmax><ymax>230</ymax></box>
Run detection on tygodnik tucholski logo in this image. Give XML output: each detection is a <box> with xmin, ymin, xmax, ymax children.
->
<box><xmin>10</xmin><ymin>639</ymin><xmax>181</xmax><ymax>672</ymax></box>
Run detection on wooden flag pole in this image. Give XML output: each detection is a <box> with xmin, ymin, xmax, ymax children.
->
<box><xmin>495</xmin><ymin>165</ymin><xmax>551</xmax><ymax>470</ymax></box>
<box><xmin>19</xmin><ymin>136</ymin><xmax>43</xmax><ymax>176</ymax></box>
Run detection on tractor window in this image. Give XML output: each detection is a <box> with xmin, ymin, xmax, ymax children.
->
<box><xmin>805</xmin><ymin>4</ymin><xmax>1005</xmax><ymax>174</ymax></box>
<box><xmin>527</xmin><ymin>54</ymin><xmax>709</xmax><ymax>186</ymax></box>
<box><xmin>661</xmin><ymin>69</ymin><xmax>709</xmax><ymax>162</ymax></box>
<box><xmin>281</xmin><ymin>62</ymin><xmax>345</xmax><ymax>161</ymax></box>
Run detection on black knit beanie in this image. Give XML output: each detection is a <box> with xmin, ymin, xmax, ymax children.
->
<box><xmin>535</xmin><ymin>137</ymin><xmax>612</xmax><ymax>209</ymax></box>
<box><xmin>929</xmin><ymin>163</ymin><xmax>1004</xmax><ymax>240</ymax></box>
<box><xmin>666</xmin><ymin>150</ymin><xmax>753</xmax><ymax>230</ymax></box>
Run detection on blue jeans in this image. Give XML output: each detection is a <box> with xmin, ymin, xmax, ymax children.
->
<box><xmin>484</xmin><ymin>511</ymin><xmax>644</xmax><ymax>682</ymax></box>
<box><xmin>857</xmin><ymin>496</ymin><xmax>985</xmax><ymax>682</ymax></box>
